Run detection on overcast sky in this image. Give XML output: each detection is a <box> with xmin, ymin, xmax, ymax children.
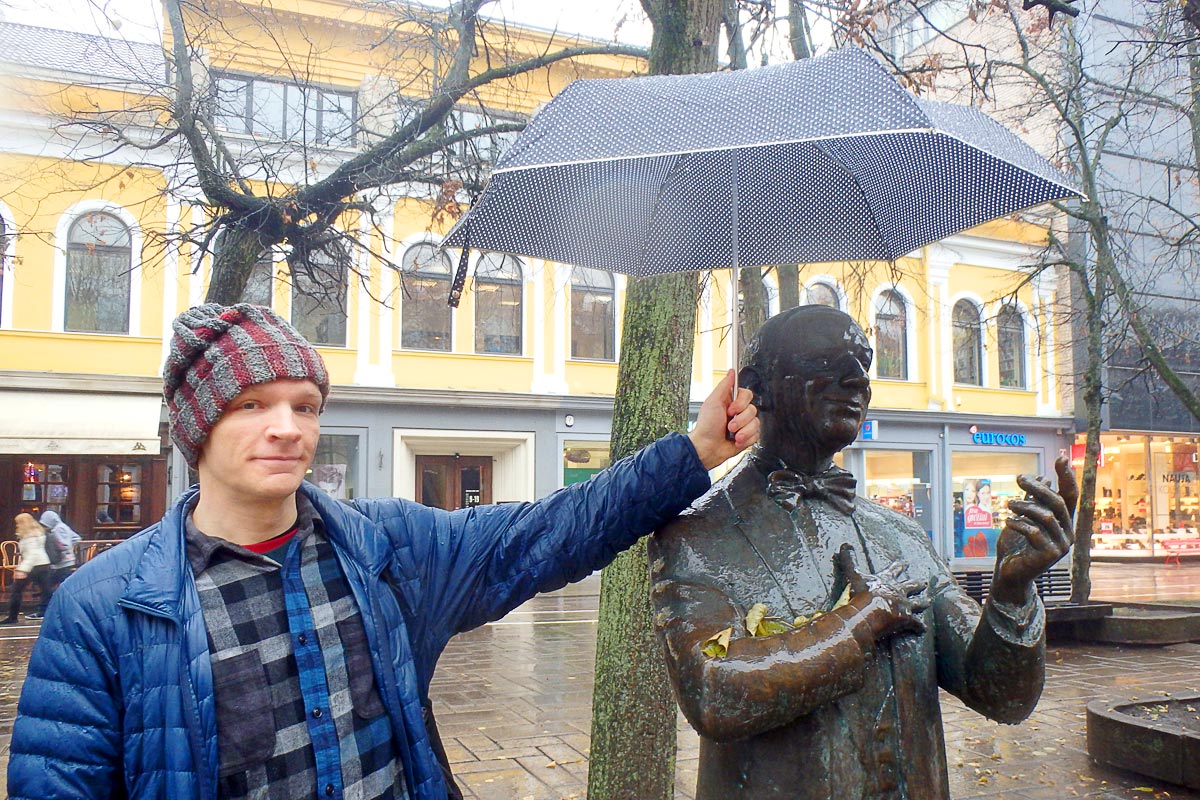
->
<box><xmin>0</xmin><ymin>0</ymin><xmax>655</xmax><ymax>45</ymax></box>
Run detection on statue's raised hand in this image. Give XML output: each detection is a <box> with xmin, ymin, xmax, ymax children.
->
<box><xmin>835</xmin><ymin>544</ymin><xmax>932</xmax><ymax>644</ymax></box>
<box><xmin>990</xmin><ymin>456</ymin><xmax>1078</xmax><ymax>607</ymax></box>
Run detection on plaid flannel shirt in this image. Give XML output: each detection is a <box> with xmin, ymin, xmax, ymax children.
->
<box><xmin>186</xmin><ymin>496</ymin><xmax>407</xmax><ymax>800</ymax></box>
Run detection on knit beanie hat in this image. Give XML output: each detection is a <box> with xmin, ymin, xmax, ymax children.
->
<box><xmin>164</xmin><ymin>303</ymin><xmax>330</xmax><ymax>467</ymax></box>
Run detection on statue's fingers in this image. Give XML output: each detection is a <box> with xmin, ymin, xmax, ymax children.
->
<box><xmin>1017</xmin><ymin>474</ymin><xmax>1073</xmax><ymax>541</ymax></box>
<box><xmin>1055</xmin><ymin>455</ymin><xmax>1080</xmax><ymax>523</ymax></box>
<box><xmin>835</xmin><ymin>544</ymin><xmax>869</xmax><ymax>592</ymax></box>
<box><xmin>1005</xmin><ymin>514</ymin><xmax>1053</xmax><ymax>553</ymax></box>
<box><xmin>879</xmin><ymin>560</ymin><xmax>908</xmax><ymax>583</ymax></box>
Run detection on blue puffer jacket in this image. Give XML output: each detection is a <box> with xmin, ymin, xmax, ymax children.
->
<box><xmin>8</xmin><ymin>433</ymin><xmax>709</xmax><ymax>800</ymax></box>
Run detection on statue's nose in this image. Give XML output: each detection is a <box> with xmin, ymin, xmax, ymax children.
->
<box><xmin>840</xmin><ymin>359</ymin><xmax>870</xmax><ymax>386</ymax></box>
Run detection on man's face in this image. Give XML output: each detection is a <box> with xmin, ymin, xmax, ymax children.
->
<box><xmin>783</xmin><ymin>347</ymin><xmax>872</xmax><ymax>451</ymax></box>
<box><xmin>197</xmin><ymin>379</ymin><xmax>322</xmax><ymax>506</ymax></box>
<box><xmin>756</xmin><ymin>314</ymin><xmax>873</xmax><ymax>454</ymax></box>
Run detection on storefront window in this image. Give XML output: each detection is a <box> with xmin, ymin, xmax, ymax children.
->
<box><xmin>863</xmin><ymin>450</ymin><xmax>933</xmax><ymax>539</ymax></box>
<box><xmin>310</xmin><ymin>434</ymin><xmax>360</xmax><ymax>500</ymax></box>
<box><xmin>95</xmin><ymin>463</ymin><xmax>143</xmax><ymax>526</ymax></box>
<box><xmin>21</xmin><ymin>462</ymin><xmax>68</xmax><ymax>518</ymax></box>
<box><xmin>563</xmin><ymin>440</ymin><xmax>612</xmax><ymax>486</ymax></box>
<box><xmin>951</xmin><ymin>451</ymin><xmax>1039</xmax><ymax>558</ymax></box>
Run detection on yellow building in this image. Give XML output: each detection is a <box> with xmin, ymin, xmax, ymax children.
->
<box><xmin>0</xmin><ymin>10</ymin><xmax>1072</xmax><ymax>573</ymax></box>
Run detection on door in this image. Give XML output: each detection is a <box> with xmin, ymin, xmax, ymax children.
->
<box><xmin>415</xmin><ymin>455</ymin><xmax>493</xmax><ymax>511</ymax></box>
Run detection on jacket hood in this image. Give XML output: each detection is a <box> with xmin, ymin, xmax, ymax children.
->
<box><xmin>39</xmin><ymin>510</ymin><xmax>61</xmax><ymax>528</ymax></box>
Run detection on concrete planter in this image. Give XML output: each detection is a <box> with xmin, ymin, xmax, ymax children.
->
<box><xmin>1087</xmin><ymin>694</ymin><xmax>1200</xmax><ymax>789</ymax></box>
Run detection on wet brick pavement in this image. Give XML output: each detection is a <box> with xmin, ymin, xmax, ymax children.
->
<box><xmin>3</xmin><ymin>561</ymin><xmax>1200</xmax><ymax>798</ymax></box>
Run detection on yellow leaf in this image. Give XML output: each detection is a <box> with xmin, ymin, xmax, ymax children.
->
<box><xmin>793</xmin><ymin>613</ymin><xmax>811</xmax><ymax>627</ymax></box>
<box><xmin>831</xmin><ymin>584</ymin><xmax>852</xmax><ymax>611</ymax></box>
<box><xmin>702</xmin><ymin>627</ymin><xmax>732</xmax><ymax>659</ymax></box>
<box><xmin>745</xmin><ymin>603</ymin><xmax>768</xmax><ymax>635</ymax></box>
<box><xmin>1132</xmin><ymin>789</ymin><xmax>1156</xmax><ymax>793</ymax></box>
<box><xmin>757</xmin><ymin>618</ymin><xmax>792</xmax><ymax>636</ymax></box>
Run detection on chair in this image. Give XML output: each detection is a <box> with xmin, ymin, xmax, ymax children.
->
<box><xmin>1</xmin><ymin>540</ymin><xmax>19</xmax><ymax>593</ymax></box>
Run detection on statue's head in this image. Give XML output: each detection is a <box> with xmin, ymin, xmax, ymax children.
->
<box><xmin>739</xmin><ymin>306</ymin><xmax>873</xmax><ymax>457</ymax></box>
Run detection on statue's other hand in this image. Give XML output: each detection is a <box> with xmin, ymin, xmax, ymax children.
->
<box><xmin>991</xmin><ymin>456</ymin><xmax>1078</xmax><ymax>607</ymax></box>
<box><xmin>835</xmin><ymin>545</ymin><xmax>931</xmax><ymax>644</ymax></box>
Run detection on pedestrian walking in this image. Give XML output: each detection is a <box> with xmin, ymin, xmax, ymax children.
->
<box><xmin>3</xmin><ymin>513</ymin><xmax>55</xmax><ymax>623</ymax></box>
<box><xmin>8</xmin><ymin>302</ymin><xmax>759</xmax><ymax>800</ymax></box>
<box><xmin>39</xmin><ymin>510</ymin><xmax>80</xmax><ymax>586</ymax></box>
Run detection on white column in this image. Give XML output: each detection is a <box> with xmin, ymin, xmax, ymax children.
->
<box><xmin>927</xmin><ymin>244</ymin><xmax>954</xmax><ymax>411</ymax></box>
<box><xmin>159</xmin><ymin>198</ymin><xmax>181</xmax><ymax>372</ymax></box>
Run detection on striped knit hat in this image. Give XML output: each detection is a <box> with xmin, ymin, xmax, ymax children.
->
<box><xmin>164</xmin><ymin>303</ymin><xmax>330</xmax><ymax>467</ymax></box>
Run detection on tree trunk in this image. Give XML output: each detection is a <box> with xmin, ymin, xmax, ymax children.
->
<box><xmin>206</xmin><ymin>226</ymin><xmax>275</xmax><ymax>305</ymax></box>
<box><xmin>776</xmin><ymin>264</ymin><xmax>801</xmax><ymax>310</ymax></box>
<box><xmin>587</xmin><ymin>3</ymin><xmax>721</xmax><ymax>799</ymax></box>
<box><xmin>739</xmin><ymin>265</ymin><xmax>767</xmax><ymax>359</ymax></box>
<box><xmin>773</xmin><ymin>1</ymin><xmax>810</xmax><ymax>314</ymax></box>
<box><xmin>1069</xmin><ymin>208</ymin><xmax>1111</xmax><ymax>604</ymax></box>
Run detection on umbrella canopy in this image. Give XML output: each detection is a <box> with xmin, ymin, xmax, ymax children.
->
<box><xmin>443</xmin><ymin>46</ymin><xmax>1080</xmax><ymax>280</ymax></box>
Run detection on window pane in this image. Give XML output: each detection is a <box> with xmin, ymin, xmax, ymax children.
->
<box><xmin>805</xmin><ymin>282</ymin><xmax>839</xmax><ymax>308</ymax></box>
<box><xmin>321</xmin><ymin>91</ymin><xmax>355</xmax><ymax>147</ymax></box>
<box><xmin>401</xmin><ymin>244</ymin><xmax>452</xmax><ymax>350</ymax></box>
<box><xmin>65</xmin><ymin>213</ymin><xmax>131</xmax><ymax>333</ymax></box>
<box><xmin>563</xmin><ymin>440</ymin><xmax>612</xmax><ymax>486</ymax></box>
<box><xmin>251</xmin><ymin>80</ymin><xmax>286</xmax><ymax>138</ymax></box>
<box><xmin>474</xmin><ymin>253</ymin><xmax>522</xmax><ymax>354</ymax></box>
<box><xmin>952</xmin><ymin>451</ymin><xmax>1040</xmax><ymax>557</ymax></box>
<box><xmin>571</xmin><ymin>267</ymin><xmax>615</xmax><ymax>361</ymax></box>
<box><xmin>95</xmin><ymin>463</ymin><xmax>143</xmax><ymax>526</ymax></box>
<box><xmin>242</xmin><ymin>254</ymin><xmax>275</xmax><ymax>307</ymax></box>
<box><xmin>311</xmin><ymin>434</ymin><xmax>360</xmax><ymax>500</ymax></box>
<box><xmin>875</xmin><ymin>290</ymin><xmax>907</xmax><ymax>380</ymax></box>
<box><xmin>952</xmin><ymin>300</ymin><xmax>982</xmax><ymax>385</ymax></box>
<box><xmin>285</xmin><ymin>83</ymin><xmax>309</xmax><ymax>142</ymax></box>
<box><xmin>214</xmin><ymin>76</ymin><xmax>249</xmax><ymax>133</ymax></box>
<box><xmin>291</xmin><ymin>255</ymin><xmax>347</xmax><ymax>346</ymax></box>
<box><xmin>998</xmin><ymin>306</ymin><xmax>1026</xmax><ymax>388</ymax></box>
<box><xmin>864</xmin><ymin>450</ymin><xmax>933</xmax><ymax>538</ymax></box>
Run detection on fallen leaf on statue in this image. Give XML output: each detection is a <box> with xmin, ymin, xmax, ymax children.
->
<box><xmin>702</xmin><ymin>627</ymin><xmax>733</xmax><ymax>658</ymax></box>
<box><xmin>746</xmin><ymin>603</ymin><xmax>768</xmax><ymax>635</ymax></box>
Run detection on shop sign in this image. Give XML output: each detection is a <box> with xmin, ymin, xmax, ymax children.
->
<box><xmin>1071</xmin><ymin>442</ymin><xmax>1106</xmax><ymax>469</ymax></box>
<box><xmin>969</xmin><ymin>426</ymin><xmax>1026</xmax><ymax>447</ymax></box>
<box><xmin>861</xmin><ymin>420</ymin><xmax>879</xmax><ymax>441</ymax></box>
<box><xmin>1163</xmin><ymin>472</ymin><xmax>1195</xmax><ymax>484</ymax></box>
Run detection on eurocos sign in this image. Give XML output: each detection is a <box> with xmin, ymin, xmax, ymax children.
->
<box><xmin>968</xmin><ymin>425</ymin><xmax>1026</xmax><ymax>447</ymax></box>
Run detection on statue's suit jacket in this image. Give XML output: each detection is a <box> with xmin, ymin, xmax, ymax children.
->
<box><xmin>649</xmin><ymin>454</ymin><xmax>1046</xmax><ymax>800</ymax></box>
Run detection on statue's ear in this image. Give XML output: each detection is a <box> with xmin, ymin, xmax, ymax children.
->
<box><xmin>738</xmin><ymin>365</ymin><xmax>770</xmax><ymax>411</ymax></box>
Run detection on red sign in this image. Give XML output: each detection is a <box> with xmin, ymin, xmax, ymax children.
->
<box><xmin>1071</xmin><ymin>443</ymin><xmax>1105</xmax><ymax>469</ymax></box>
<box><xmin>964</xmin><ymin>506</ymin><xmax>992</xmax><ymax>528</ymax></box>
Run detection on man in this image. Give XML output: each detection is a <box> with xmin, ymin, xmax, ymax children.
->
<box><xmin>649</xmin><ymin>305</ymin><xmax>1076</xmax><ymax>800</ymax></box>
<box><xmin>9</xmin><ymin>303</ymin><xmax>759</xmax><ymax>800</ymax></box>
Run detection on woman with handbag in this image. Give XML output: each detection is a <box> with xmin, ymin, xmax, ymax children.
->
<box><xmin>3</xmin><ymin>513</ymin><xmax>55</xmax><ymax>623</ymax></box>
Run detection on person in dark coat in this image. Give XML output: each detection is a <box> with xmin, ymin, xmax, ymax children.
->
<box><xmin>649</xmin><ymin>305</ymin><xmax>1076</xmax><ymax>800</ymax></box>
<box><xmin>9</xmin><ymin>302</ymin><xmax>759</xmax><ymax>800</ymax></box>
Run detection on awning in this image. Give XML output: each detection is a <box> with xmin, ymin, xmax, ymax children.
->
<box><xmin>0</xmin><ymin>390</ymin><xmax>162</xmax><ymax>455</ymax></box>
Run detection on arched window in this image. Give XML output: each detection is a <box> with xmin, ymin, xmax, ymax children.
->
<box><xmin>952</xmin><ymin>299</ymin><xmax>983</xmax><ymax>385</ymax></box>
<box><xmin>571</xmin><ymin>266</ymin><xmax>615</xmax><ymax>361</ymax></box>
<box><xmin>998</xmin><ymin>304</ymin><xmax>1026</xmax><ymax>388</ymax></box>
<box><xmin>401</xmin><ymin>243</ymin><xmax>453</xmax><ymax>351</ymax></box>
<box><xmin>65</xmin><ymin>212</ymin><xmax>132</xmax><ymax>333</ymax></box>
<box><xmin>874</xmin><ymin>289</ymin><xmax>908</xmax><ymax>380</ymax></box>
<box><xmin>291</xmin><ymin>251</ymin><xmax>347</xmax><ymax>346</ymax></box>
<box><xmin>804</xmin><ymin>281</ymin><xmax>839</xmax><ymax>308</ymax></box>
<box><xmin>474</xmin><ymin>253</ymin><xmax>522</xmax><ymax>355</ymax></box>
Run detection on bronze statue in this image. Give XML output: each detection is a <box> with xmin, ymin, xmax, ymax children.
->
<box><xmin>650</xmin><ymin>305</ymin><xmax>1076</xmax><ymax>800</ymax></box>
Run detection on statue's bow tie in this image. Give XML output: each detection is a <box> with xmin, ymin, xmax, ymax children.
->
<box><xmin>766</xmin><ymin>466</ymin><xmax>858</xmax><ymax>516</ymax></box>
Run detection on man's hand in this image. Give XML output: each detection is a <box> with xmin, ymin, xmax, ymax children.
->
<box><xmin>687</xmin><ymin>370</ymin><xmax>760</xmax><ymax>470</ymax></box>
<box><xmin>835</xmin><ymin>545</ymin><xmax>931</xmax><ymax>644</ymax></box>
<box><xmin>990</xmin><ymin>456</ymin><xmax>1078</xmax><ymax>607</ymax></box>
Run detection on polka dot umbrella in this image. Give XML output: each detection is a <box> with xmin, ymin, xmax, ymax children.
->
<box><xmin>443</xmin><ymin>45</ymin><xmax>1082</xmax><ymax>368</ymax></box>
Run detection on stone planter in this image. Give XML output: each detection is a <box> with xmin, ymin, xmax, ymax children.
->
<box><xmin>1087</xmin><ymin>694</ymin><xmax>1200</xmax><ymax>789</ymax></box>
